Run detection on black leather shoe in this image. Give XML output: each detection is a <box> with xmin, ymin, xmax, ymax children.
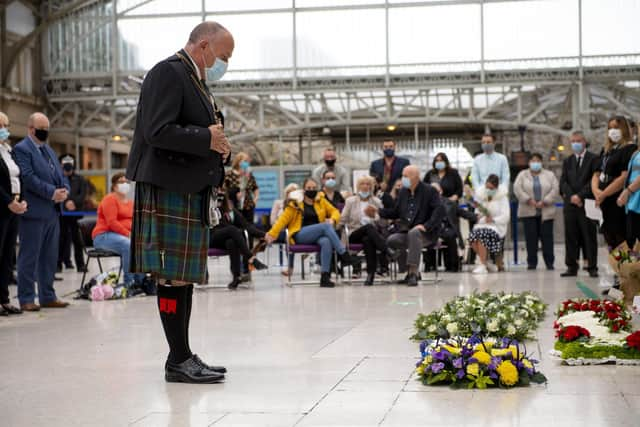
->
<box><xmin>560</xmin><ymin>270</ymin><xmax>577</xmax><ymax>277</ymax></box>
<box><xmin>320</xmin><ymin>272</ymin><xmax>335</xmax><ymax>288</ymax></box>
<box><xmin>339</xmin><ymin>251</ymin><xmax>354</xmax><ymax>266</ymax></box>
<box><xmin>364</xmin><ymin>273</ymin><xmax>374</xmax><ymax>286</ymax></box>
<box><xmin>397</xmin><ymin>273</ymin><xmax>420</xmax><ymax>284</ymax></box>
<box><xmin>165</xmin><ymin>356</ymin><xmax>225</xmax><ymax>384</ymax></box>
<box><xmin>192</xmin><ymin>354</ymin><xmax>227</xmax><ymax>374</ymax></box>
<box><xmin>1</xmin><ymin>303</ymin><xmax>22</xmax><ymax>314</ymax></box>
<box><xmin>250</xmin><ymin>258</ymin><xmax>268</xmax><ymax>271</ymax></box>
<box><xmin>588</xmin><ymin>269</ymin><xmax>599</xmax><ymax>278</ymax></box>
<box><xmin>227</xmin><ymin>276</ymin><xmax>241</xmax><ymax>290</ymax></box>
<box><xmin>407</xmin><ymin>273</ymin><xmax>419</xmax><ymax>287</ymax></box>
<box><xmin>77</xmin><ymin>266</ymin><xmax>88</xmax><ymax>273</ymax></box>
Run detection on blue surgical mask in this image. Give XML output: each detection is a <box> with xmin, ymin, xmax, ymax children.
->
<box><xmin>204</xmin><ymin>47</ymin><xmax>228</xmax><ymax>81</ymax></box>
<box><xmin>401</xmin><ymin>177</ymin><xmax>411</xmax><ymax>189</ymax></box>
<box><xmin>325</xmin><ymin>178</ymin><xmax>336</xmax><ymax>189</ymax></box>
<box><xmin>530</xmin><ymin>162</ymin><xmax>542</xmax><ymax>172</ymax></box>
<box><xmin>486</xmin><ymin>188</ymin><xmax>497</xmax><ymax>198</ymax></box>
<box><xmin>482</xmin><ymin>143</ymin><xmax>495</xmax><ymax>154</ymax></box>
<box><xmin>435</xmin><ymin>161</ymin><xmax>446</xmax><ymax>171</ymax></box>
<box><xmin>0</xmin><ymin>128</ymin><xmax>9</xmax><ymax>141</ymax></box>
<box><xmin>358</xmin><ymin>191</ymin><xmax>370</xmax><ymax>199</ymax></box>
<box><xmin>571</xmin><ymin>142</ymin><xmax>584</xmax><ymax>154</ymax></box>
<box><xmin>240</xmin><ymin>160</ymin><xmax>250</xmax><ymax>171</ymax></box>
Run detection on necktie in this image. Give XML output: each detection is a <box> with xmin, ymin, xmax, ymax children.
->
<box><xmin>576</xmin><ymin>156</ymin><xmax>582</xmax><ymax>172</ymax></box>
<box><xmin>39</xmin><ymin>146</ymin><xmax>54</xmax><ymax>171</ymax></box>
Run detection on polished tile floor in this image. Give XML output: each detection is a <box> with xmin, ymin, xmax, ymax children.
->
<box><xmin>1</xmin><ymin>246</ymin><xmax>639</xmax><ymax>427</ymax></box>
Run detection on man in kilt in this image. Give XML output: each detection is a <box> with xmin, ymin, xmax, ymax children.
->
<box><xmin>126</xmin><ymin>22</ymin><xmax>234</xmax><ymax>384</ymax></box>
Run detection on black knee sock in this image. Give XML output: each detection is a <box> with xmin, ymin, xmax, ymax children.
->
<box><xmin>184</xmin><ymin>284</ymin><xmax>193</xmax><ymax>355</ymax></box>
<box><xmin>157</xmin><ymin>285</ymin><xmax>192</xmax><ymax>364</ymax></box>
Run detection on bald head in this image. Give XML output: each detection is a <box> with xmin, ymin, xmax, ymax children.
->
<box><xmin>185</xmin><ymin>21</ymin><xmax>234</xmax><ymax>81</ymax></box>
<box><xmin>402</xmin><ymin>165</ymin><xmax>420</xmax><ymax>191</ymax></box>
<box><xmin>28</xmin><ymin>112</ymin><xmax>50</xmax><ymax>143</ymax></box>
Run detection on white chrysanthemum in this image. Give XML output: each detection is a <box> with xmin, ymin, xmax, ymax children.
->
<box><xmin>428</xmin><ymin>325</ymin><xmax>437</xmax><ymax>333</ymax></box>
<box><xmin>507</xmin><ymin>325</ymin><xmax>517</xmax><ymax>335</ymax></box>
<box><xmin>487</xmin><ymin>320</ymin><xmax>499</xmax><ymax>332</ymax></box>
<box><xmin>446</xmin><ymin>322</ymin><xmax>459</xmax><ymax>335</ymax></box>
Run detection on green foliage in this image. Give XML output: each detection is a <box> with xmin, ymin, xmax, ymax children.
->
<box><xmin>554</xmin><ymin>341</ymin><xmax>640</xmax><ymax>360</ymax></box>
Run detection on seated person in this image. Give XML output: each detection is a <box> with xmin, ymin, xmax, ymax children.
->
<box><xmin>210</xmin><ymin>193</ymin><xmax>267</xmax><ymax>290</ymax></box>
<box><xmin>270</xmin><ymin>183</ymin><xmax>298</xmax><ymax>276</ymax></box>
<box><xmin>265</xmin><ymin>178</ymin><xmax>352</xmax><ymax>288</ymax></box>
<box><xmin>369</xmin><ymin>166</ymin><xmax>445</xmax><ymax>287</ymax></box>
<box><xmin>468</xmin><ymin>174</ymin><xmax>511</xmax><ymax>274</ymax></box>
<box><xmin>423</xmin><ymin>183</ymin><xmax>477</xmax><ymax>272</ymax></box>
<box><xmin>340</xmin><ymin>176</ymin><xmax>395</xmax><ymax>286</ymax></box>
<box><xmin>92</xmin><ymin>173</ymin><xmax>144</xmax><ymax>287</ymax></box>
<box><xmin>320</xmin><ymin>170</ymin><xmax>345</xmax><ymax>209</ymax></box>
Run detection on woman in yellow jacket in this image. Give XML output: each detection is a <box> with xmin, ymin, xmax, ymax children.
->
<box><xmin>265</xmin><ymin>178</ymin><xmax>353</xmax><ymax>287</ymax></box>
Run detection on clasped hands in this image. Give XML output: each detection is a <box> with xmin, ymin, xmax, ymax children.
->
<box><xmin>209</xmin><ymin>124</ymin><xmax>230</xmax><ymax>161</ymax></box>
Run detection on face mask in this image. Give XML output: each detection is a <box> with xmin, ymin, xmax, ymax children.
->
<box><xmin>240</xmin><ymin>160</ymin><xmax>250</xmax><ymax>171</ymax></box>
<box><xmin>358</xmin><ymin>191</ymin><xmax>370</xmax><ymax>199</ymax></box>
<box><xmin>0</xmin><ymin>128</ymin><xmax>10</xmax><ymax>141</ymax></box>
<box><xmin>529</xmin><ymin>162</ymin><xmax>542</xmax><ymax>172</ymax></box>
<box><xmin>34</xmin><ymin>128</ymin><xmax>49</xmax><ymax>142</ymax></box>
<box><xmin>63</xmin><ymin>163</ymin><xmax>74</xmax><ymax>172</ymax></box>
<box><xmin>608</xmin><ymin>128</ymin><xmax>622</xmax><ymax>143</ymax></box>
<box><xmin>325</xmin><ymin>178</ymin><xmax>336</xmax><ymax>189</ymax></box>
<box><xmin>401</xmin><ymin>177</ymin><xmax>411</xmax><ymax>189</ymax></box>
<box><xmin>116</xmin><ymin>182</ymin><xmax>130</xmax><ymax>195</ymax></box>
<box><xmin>383</xmin><ymin>148</ymin><xmax>395</xmax><ymax>158</ymax></box>
<box><xmin>482</xmin><ymin>143</ymin><xmax>495</xmax><ymax>154</ymax></box>
<box><xmin>325</xmin><ymin>159</ymin><xmax>336</xmax><ymax>167</ymax></box>
<box><xmin>204</xmin><ymin>46</ymin><xmax>228</xmax><ymax>81</ymax></box>
<box><xmin>571</xmin><ymin>142</ymin><xmax>584</xmax><ymax>154</ymax></box>
<box><xmin>486</xmin><ymin>188</ymin><xmax>497</xmax><ymax>198</ymax></box>
<box><xmin>304</xmin><ymin>190</ymin><xmax>318</xmax><ymax>200</ymax></box>
<box><xmin>289</xmin><ymin>189</ymin><xmax>304</xmax><ymax>203</ymax></box>
<box><xmin>435</xmin><ymin>161</ymin><xmax>446</xmax><ymax>171</ymax></box>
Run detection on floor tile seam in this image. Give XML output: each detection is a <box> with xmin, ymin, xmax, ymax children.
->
<box><xmin>293</xmin><ymin>355</ymin><xmax>368</xmax><ymax>426</ymax></box>
<box><xmin>309</xmin><ymin>321</ymin><xmax>365</xmax><ymax>358</ymax></box>
<box><xmin>379</xmin><ymin>364</ymin><xmax>421</xmax><ymax>425</ymax></box>
<box><xmin>208</xmin><ymin>412</ymin><xmax>231</xmax><ymax>426</ymax></box>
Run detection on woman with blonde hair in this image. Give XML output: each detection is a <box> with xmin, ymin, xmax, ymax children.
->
<box><xmin>592</xmin><ymin>116</ymin><xmax>637</xmax><ymax>249</ymax></box>
<box><xmin>224</xmin><ymin>152</ymin><xmax>259</xmax><ymax>223</ymax></box>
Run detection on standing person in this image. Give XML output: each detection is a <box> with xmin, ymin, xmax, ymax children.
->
<box><xmin>13</xmin><ymin>112</ymin><xmax>70</xmax><ymax>311</ymax></box>
<box><xmin>471</xmin><ymin>134</ymin><xmax>510</xmax><ymax>193</ymax></box>
<box><xmin>559</xmin><ymin>131</ymin><xmax>599</xmax><ymax>277</ymax></box>
<box><xmin>592</xmin><ymin>116</ymin><xmax>637</xmax><ymax>249</ymax></box>
<box><xmin>369</xmin><ymin>140</ymin><xmax>410</xmax><ymax>194</ymax></box>
<box><xmin>616</xmin><ymin>145</ymin><xmax>640</xmax><ymax>247</ymax></box>
<box><xmin>223</xmin><ymin>151</ymin><xmax>258</xmax><ymax>224</ymax></box>
<box><xmin>469</xmin><ymin>175</ymin><xmax>511</xmax><ymax>274</ymax></box>
<box><xmin>312</xmin><ymin>147</ymin><xmax>351</xmax><ymax>193</ymax></box>
<box><xmin>126</xmin><ymin>22</ymin><xmax>234</xmax><ymax>384</ymax></box>
<box><xmin>57</xmin><ymin>154</ymin><xmax>88</xmax><ymax>272</ymax></box>
<box><xmin>320</xmin><ymin>169</ymin><xmax>345</xmax><ymax>208</ymax></box>
<box><xmin>0</xmin><ymin>111</ymin><xmax>27</xmax><ymax>316</ymax></box>
<box><xmin>92</xmin><ymin>174</ymin><xmax>145</xmax><ymax>288</ymax></box>
<box><xmin>423</xmin><ymin>152</ymin><xmax>463</xmax><ymax>202</ymax></box>
<box><xmin>513</xmin><ymin>153</ymin><xmax>559</xmax><ymax>270</ymax></box>
<box><xmin>372</xmin><ymin>165</ymin><xmax>445</xmax><ymax>286</ymax></box>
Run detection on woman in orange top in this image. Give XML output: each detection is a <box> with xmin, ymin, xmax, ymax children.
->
<box><xmin>92</xmin><ymin>173</ymin><xmax>144</xmax><ymax>286</ymax></box>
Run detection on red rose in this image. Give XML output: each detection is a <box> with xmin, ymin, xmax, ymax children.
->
<box><xmin>613</xmin><ymin>324</ymin><xmax>620</xmax><ymax>332</ymax></box>
<box><xmin>560</xmin><ymin>326</ymin><xmax>590</xmax><ymax>342</ymax></box>
<box><xmin>626</xmin><ymin>331</ymin><xmax>640</xmax><ymax>351</ymax></box>
<box><xmin>607</xmin><ymin>312</ymin><xmax>618</xmax><ymax>320</ymax></box>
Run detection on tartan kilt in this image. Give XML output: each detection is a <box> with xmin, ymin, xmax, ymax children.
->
<box><xmin>130</xmin><ymin>182</ymin><xmax>209</xmax><ymax>283</ymax></box>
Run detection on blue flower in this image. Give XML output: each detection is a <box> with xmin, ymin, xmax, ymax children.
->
<box><xmin>420</xmin><ymin>341</ymin><xmax>428</xmax><ymax>354</ymax></box>
<box><xmin>432</xmin><ymin>350</ymin><xmax>449</xmax><ymax>361</ymax></box>
<box><xmin>456</xmin><ymin>369</ymin><xmax>466</xmax><ymax>379</ymax></box>
<box><xmin>489</xmin><ymin>371</ymin><xmax>498</xmax><ymax>380</ymax></box>
<box><xmin>431</xmin><ymin>362</ymin><xmax>446</xmax><ymax>374</ymax></box>
<box><xmin>453</xmin><ymin>357</ymin><xmax>463</xmax><ymax>369</ymax></box>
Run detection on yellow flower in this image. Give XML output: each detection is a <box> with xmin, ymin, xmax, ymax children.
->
<box><xmin>442</xmin><ymin>344</ymin><xmax>461</xmax><ymax>355</ymax></box>
<box><xmin>474</xmin><ymin>342</ymin><xmax>493</xmax><ymax>352</ymax></box>
<box><xmin>416</xmin><ymin>364</ymin><xmax>425</xmax><ymax>375</ymax></box>
<box><xmin>522</xmin><ymin>359</ymin><xmax>533</xmax><ymax>370</ymax></box>
<box><xmin>472</xmin><ymin>351</ymin><xmax>491</xmax><ymax>365</ymax></box>
<box><xmin>424</xmin><ymin>356</ymin><xmax>433</xmax><ymax>364</ymax></box>
<box><xmin>466</xmin><ymin>363</ymin><xmax>480</xmax><ymax>377</ymax></box>
<box><xmin>508</xmin><ymin>345</ymin><xmax>518</xmax><ymax>359</ymax></box>
<box><xmin>496</xmin><ymin>360</ymin><xmax>519</xmax><ymax>386</ymax></box>
<box><xmin>491</xmin><ymin>348</ymin><xmax>510</xmax><ymax>357</ymax></box>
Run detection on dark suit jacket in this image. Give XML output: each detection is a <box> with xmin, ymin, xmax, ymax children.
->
<box><xmin>13</xmin><ymin>137</ymin><xmax>68</xmax><ymax>220</ymax></box>
<box><xmin>126</xmin><ymin>49</ymin><xmax>227</xmax><ymax>193</ymax></box>
<box><xmin>369</xmin><ymin>156</ymin><xmax>410</xmax><ymax>187</ymax></box>
<box><xmin>380</xmin><ymin>181</ymin><xmax>445</xmax><ymax>237</ymax></box>
<box><xmin>0</xmin><ymin>150</ymin><xmax>22</xmax><ymax>216</ymax></box>
<box><xmin>559</xmin><ymin>151</ymin><xmax>599</xmax><ymax>203</ymax></box>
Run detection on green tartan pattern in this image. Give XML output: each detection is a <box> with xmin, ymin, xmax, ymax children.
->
<box><xmin>130</xmin><ymin>183</ymin><xmax>208</xmax><ymax>283</ymax></box>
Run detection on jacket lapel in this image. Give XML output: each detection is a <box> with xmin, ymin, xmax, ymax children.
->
<box><xmin>178</xmin><ymin>50</ymin><xmax>215</xmax><ymax>123</ymax></box>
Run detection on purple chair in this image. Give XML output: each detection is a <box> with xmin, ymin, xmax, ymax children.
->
<box><xmin>197</xmin><ymin>231</ymin><xmax>252</xmax><ymax>290</ymax></box>
<box><xmin>285</xmin><ymin>229</ymin><xmax>338</xmax><ymax>286</ymax></box>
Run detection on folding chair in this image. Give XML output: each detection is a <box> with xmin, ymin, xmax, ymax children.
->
<box><xmin>420</xmin><ymin>240</ymin><xmax>447</xmax><ymax>284</ymax></box>
<box><xmin>77</xmin><ymin>218</ymin><xmax>122</xmax><ymax>291</ymax></box>
<box><xmin>284</xmin><ymin>229</ymin><xmax>338</xmax><ymax>286</ymax></box>
<box><xmin>197</xmin><ymin>230</ymin><xmax>253</xmax><ymax>290</ymax></box>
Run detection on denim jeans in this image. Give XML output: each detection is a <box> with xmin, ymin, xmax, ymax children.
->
<box><xmin>93</xmin><ymin>232</ymin><xmax>145</xmax><ymax>285</ymax></box>
<box><xmin>294</xmin><ymin>223</ymin><xmax>345</xmax><ymax>273</ymax></box>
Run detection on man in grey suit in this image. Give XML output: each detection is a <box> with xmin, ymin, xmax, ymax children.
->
<box><xmin>13</xmin><ymin>112</ymin><xmax>70</xmax><ymax>311</ymax></box>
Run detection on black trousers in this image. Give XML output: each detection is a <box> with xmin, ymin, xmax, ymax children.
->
<box><xmin>564</xmin><ymin>204</ymin><xmax>597</xmax><ymax>271</ymax></box>
<box><xmin>349</xmin><ymin>224</ymin><xmax>387</xmax><ymax>274</ymax></box>
<box><xmin>58</xmin><ymin>216</ymin><xmax>85</xmax><ymax>268</ymax></box>
<box><xmin>522</xmin><ymin>217</ymin><xmax>554</xmax><ymax>269</ymax></box>
<box><xmin>210</xmin><ymin>226</ymin><xmax>252</xmax><ymax>277</ymax></box>
<box><xmin>0</xmin><ymin>213</ymin><xmax>19</xmax><ymax>304</ymax></box>
<box><xmin>423</xmin><ymin>235</ymin><xmax>459</xmax><ymax>272</ymax></box>
<box><xmin>627</xmin><ymin>211</ymin><xmax>640</xmax><ymax>248</ymax></box>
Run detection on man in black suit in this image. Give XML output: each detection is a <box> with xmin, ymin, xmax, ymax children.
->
<box><xmin>126</xmin><ymin>22</ymin><xmax>233</xmax><ymax>384</ymax></box>
<box><xmin>559</xmin><ymin>131</ymin><xmax>599</xmax><ymax>278</ymax></box>
<box><xmin>369</xmin><ymin>165</ymin><xmax>445</xmax><ymax>286</ymax></box>
<box><xmin>369</xmin><ymin>140</ymin><xmax>410</xmax><ymax>193</ymax></box>
<box><xmin>57</xmin><ymin>154</ymin><xmax>88</xmax><ymax>272</ymax></box>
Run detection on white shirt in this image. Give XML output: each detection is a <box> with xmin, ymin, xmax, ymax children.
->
<box><xmin>0</xmin><ymin>142</ymin><xmax>20</xmax><ymax>194</ymax></box>
<box><xmin>184</xmin><ymin>50</ymin><xmax>202</xmax><ymax>80</ymax></box>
